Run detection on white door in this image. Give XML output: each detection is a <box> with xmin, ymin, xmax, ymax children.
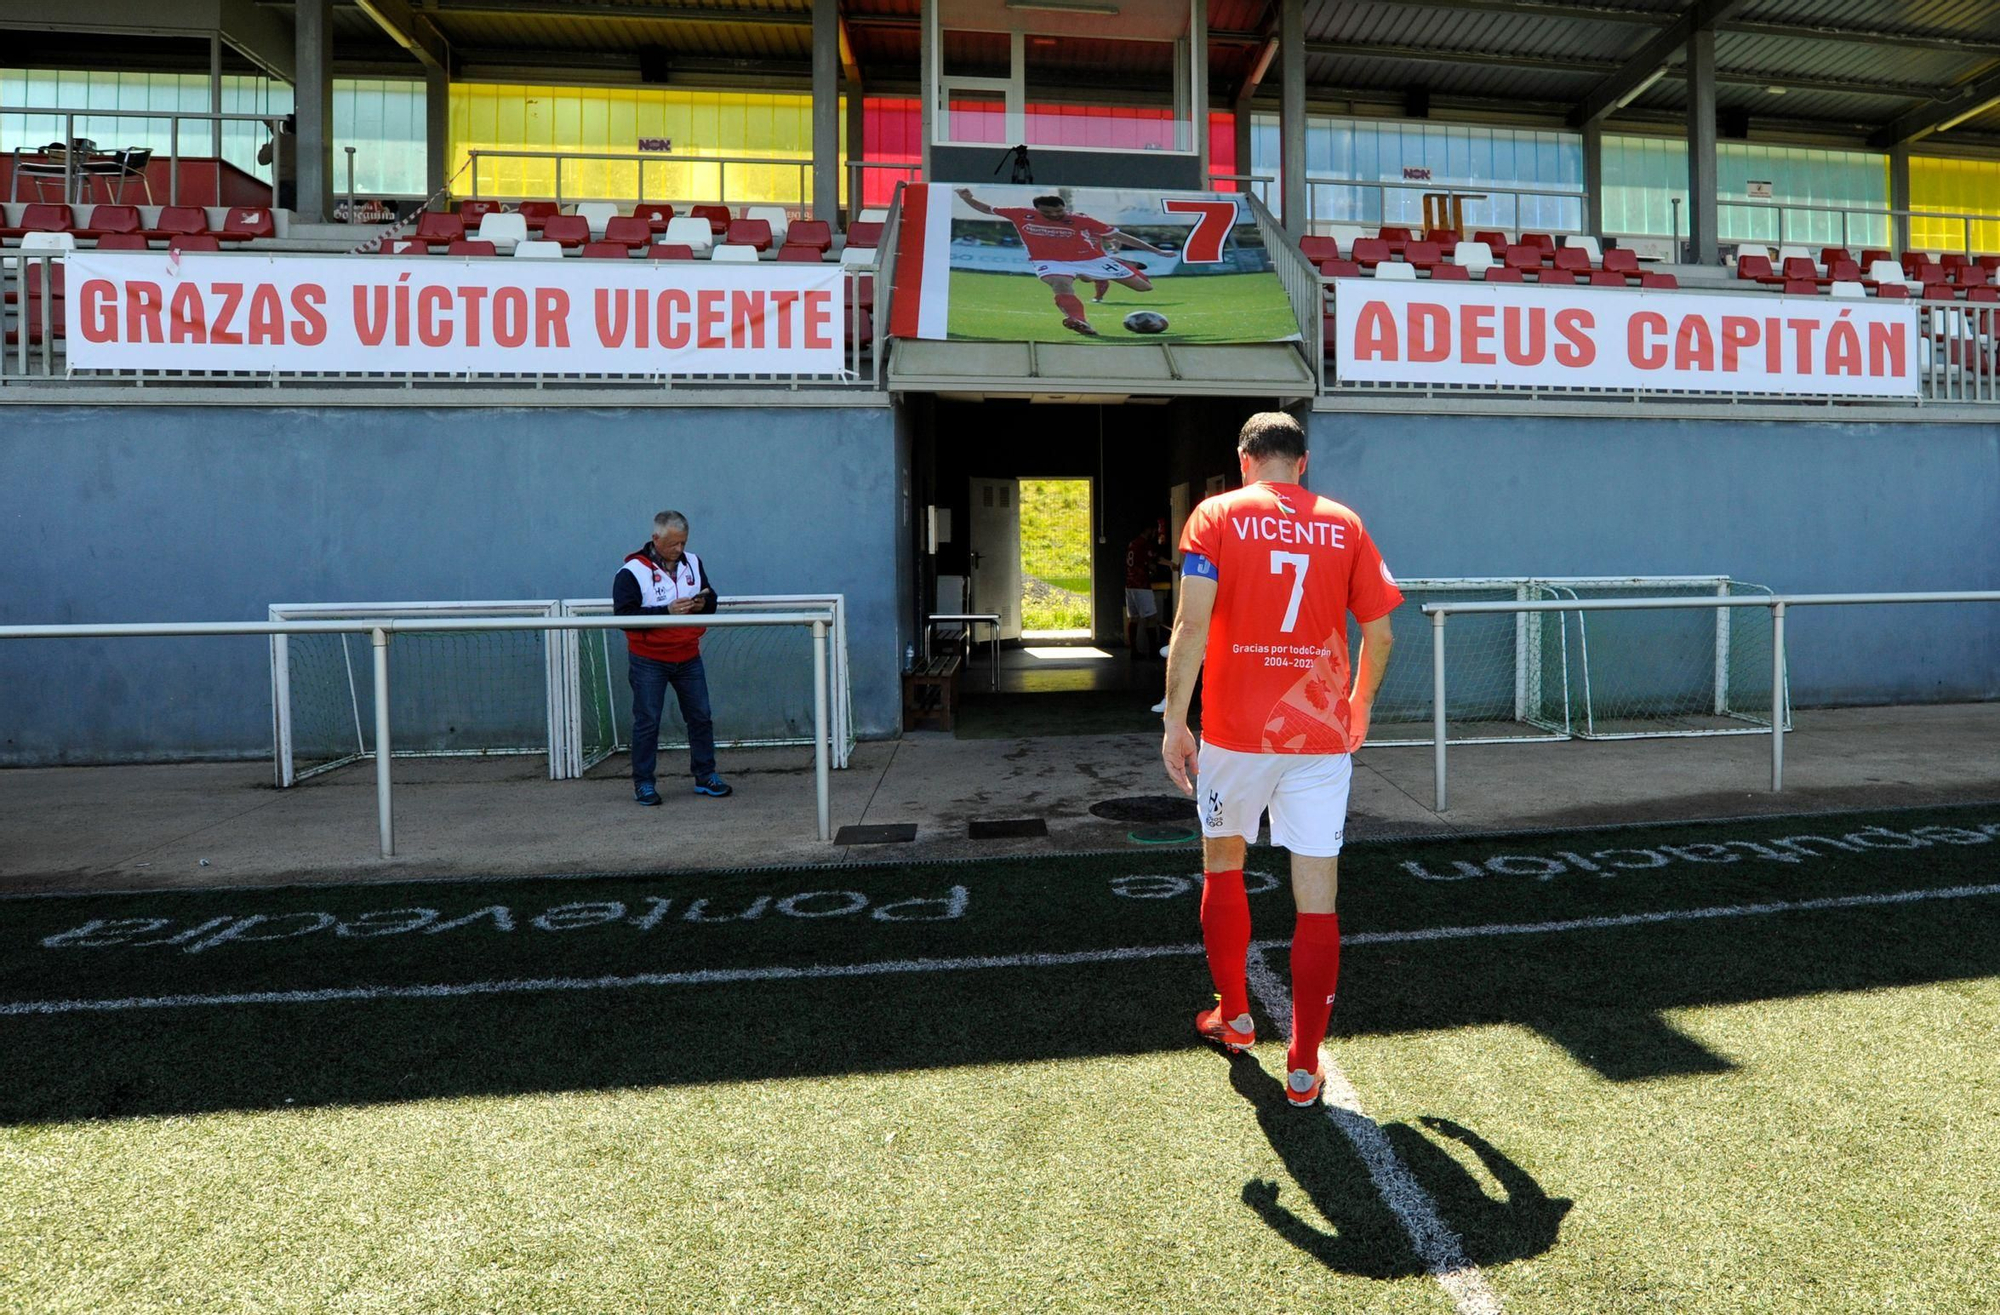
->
<box><xmin>968</xmin><ymin>477</ymin><xmax>1022</xmax><ymax>640</ymax></box>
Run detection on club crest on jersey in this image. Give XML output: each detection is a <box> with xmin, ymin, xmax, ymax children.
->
<box><xmin>1272</xmin><ymin>492</ymin><xmax>1296</xmax><ymax>515</ymax></box>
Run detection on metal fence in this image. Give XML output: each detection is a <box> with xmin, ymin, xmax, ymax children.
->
<box><xmin>466</xmin><ymin>149</ymin><xmax>819</xmax><ymax>212</ymax></box>
<box><xmin>1421</xmin><ymin>590</ymin><xmax>2000</xmax><ymax>811</ymax></box>
<box><xmin>3</xmin><ymin>105</ymin><xmax>286</xmax><ymax>207</ymax></box>
<box><xmin>1244</xmin><ymin>191</ymin><xmax>1323</xmax><ymax>386</ymax></box>
<box><xmin>0</xmin><ymin>612</ymin><xmax>838</xmax><ymax>858</ymax></box>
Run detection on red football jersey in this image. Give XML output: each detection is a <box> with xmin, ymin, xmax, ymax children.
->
<box><xmin>1179</xmin><ymin>482</ymin><xmax>1402</xmax><ymax>754</ymax></box>
<box><xmin>994</xmin><ymin>208</ymin><xmax>1116</xmax><ymax>263</ymax></box>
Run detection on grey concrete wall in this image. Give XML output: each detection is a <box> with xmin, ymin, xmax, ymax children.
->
<box><xmin>1307</xmin><ymin>410</ymin><xmax>2000</xmax><ymax>705</ymax></box>
<box><xmin>0</xmin><ymin>403</ymin><xmax>903</xmax><ymax>764</ymax></box>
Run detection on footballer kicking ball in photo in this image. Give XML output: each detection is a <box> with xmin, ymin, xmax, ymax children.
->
<box><xmin>1122</xmin><ymin>310</ymin><xmax>1170</xmax><ymax>334</ymax></box>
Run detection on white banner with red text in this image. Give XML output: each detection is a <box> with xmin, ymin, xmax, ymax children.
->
<box><xmin>65</xmin><ymin>252</ymin><xmax>847</xmax><ymax>376</ymax></box>
<box><xmin>1330</xmin><ymin>279</ymin><xmax>1919</xmax><ymax>398</ymax></box>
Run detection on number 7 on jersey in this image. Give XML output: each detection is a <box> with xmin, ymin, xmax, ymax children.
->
<box><xmin>1270</xmin><ymin>551</ymin><xmax>1310</xmax><ymax>633</ymax></box>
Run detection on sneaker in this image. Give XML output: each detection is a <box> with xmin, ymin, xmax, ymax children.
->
<box><xmin>634</xmin><ymin>784</ymin><xmax>662</xmax><ymax>807</ymax></box>
<box><xmin>1195</xmin><ymin>1005</ymin><xmax>1256</xmax><ymax>1053</ymax></box>
<box><xmin>693</xmin><ymin>774</ymin><xmax>733</xmax><ymax>798</ymax></box>
<box><xmin>1061</xmin><ymin>317</ymin><xmax>1099</xmax><ymax>337</ymax></box>
<box><xmin>1286</xmin><ymin>1066</ymin><xmax>1325</xmax><ymax>1108</ymax></box>
<box><xmin>1150</xmin><ymin>699</ymin><xmax>1168</xmax><ymax>714</ymax></box>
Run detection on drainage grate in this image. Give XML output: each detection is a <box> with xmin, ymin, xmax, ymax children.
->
<box><xmin>1089</xmin><ymin>795</ymin><xmax>1197</xmax><ymax>824</ymax></box>
<box><xmin>834</xmin><ymin>823</ymin><xmax>919</xmax><ymax>845</ymax></box>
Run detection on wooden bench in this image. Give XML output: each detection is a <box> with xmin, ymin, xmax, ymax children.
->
<box><xmin>902</xmin><ymin>653</ymin><xmax>964</xmax><ymax>732</ymax></box>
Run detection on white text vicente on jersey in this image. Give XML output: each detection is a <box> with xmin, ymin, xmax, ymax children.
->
<box><xmin>1229</xmin><ymin>514</ymin><xmax>1348</xmax><ymax>548</ymax></box>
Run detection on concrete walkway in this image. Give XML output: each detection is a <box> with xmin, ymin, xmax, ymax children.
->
<box><xmin>2</xmin><ymin>703</ymin><xmax>1995</xmax><ymax>895</ymax></box>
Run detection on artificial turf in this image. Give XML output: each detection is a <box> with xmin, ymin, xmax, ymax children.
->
<box><xmin>2</xmin><ymin>805</ymin><xmax>1997</xmax><ymax>1312</ymax></box>
<box><xmin>943</xmin><ymin>269</ymin><xmax>1301</xmax><ymax>345</ymax></box>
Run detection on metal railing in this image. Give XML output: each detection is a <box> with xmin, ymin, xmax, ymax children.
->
<box><xmin>0</xmin><ymin>250</ymin><xmax>883</xmax><ymax>389</ymax></box>
<box><xmin>3</xmin><ymin>105</ymin><xmax>285</xmax><ymax>207</ymax></box>
<box><xmin>0</xmin><ymin>611</ymin><xmax>838</xmax><ymax>858</ymax></box>
<box><xmin>1221</xmin><ymin>173</ymin><xmax>1586</xmax><ymax>237</ymax></box>
<box><xmin>467</xmin><ymin>148</ymin><xmax>825</xmax><ymax>211</ymax></box>
<box><xmin>1421</xmin><ymin>591</ymin><xmax>2000</xmax><ymax>810</ymax></box>
<box><xmin>848</xmin><ymin>160</ymin><xmax>920</xmax><ymax>213</ymax></box>
<box><xmin>1717</xmin><ymin>199</ymin><xmax>1999</xmax><ymax>259</ymax></box>
<box><xmin>1245</xmin><ymin>191</ymin><xmax>1324</xmax><ymax>387</ymax></box>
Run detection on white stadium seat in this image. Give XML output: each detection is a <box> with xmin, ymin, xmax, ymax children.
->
<box><xmin>17</xmin><ymin>231</ymin><xmax>77</xmax><ymax>254</ymax></box>
<box><xmin>1451</xmin><ymin>240</ymin><xmax>1495</xmax><ymax>275</ymax></box>
<box><xmin>745</xmin><ymin>205</ymin><xmax>790</xmax><ymax>246</ymax></box>
<box><xmin>1776</xmin><ymin>245</ymin><xmax>1813</xmax><ymax>268</ymax></box>
<box><xmin>1867</xmin><ymin>259</ymin><xmax>1908</xmax><ymax>286</ymax></box>
<box><xmin>710</xmin><ymin>243</ymin><xmax>760</xmax><ymax>263</ymax></box>
<box><xmin>839</xmin><ymin>245</ymin><xmax>875</xmax><ymax>267</ymax></box>
<box><xmin>1373</xmin><ymin>260</ymin><xmax>1418</xmax><ymax>280</ymax></box>
<box><xmin>1562</xmin><ymin>235</ymin><xmax>1602</xmax><ymax>262</ymax></box>
<box><xmin>662</xmin><ymin>216</ymin><xmax>715</xmax><ymax>255</ymax></box>
<box><xmin>512</xmin><ymin>240</ymin><xmax>565</xmax><ymax>259</ymax></box>
<box><xmin>1828</xmin><ymin>280</ymin><xmax>1868</xmax><ymax>299</ymax></box>
<box><xmin>574</xmin><ymin>202</ymin><xmax>618</xmax><ymax>237</ymax></box>
<box><xmin>858</xmin><ymin>207</ymin><xmax>888</xmax><ymax>223</ymax></box>
<box><xmin>475</xmin><ymin>212</ymin><xmax>528</xmax><ymax>249</ymax></box>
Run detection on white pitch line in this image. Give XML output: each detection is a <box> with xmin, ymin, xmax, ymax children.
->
<box><xmin>1245</xmin><ymin>947</ymin><xmax>1505</xmax><ymax>1315</ymax></box>
<box><xmin>4</xmin><ymin>881</ymin><xmax>1997</xmax><ymax>1019</ymax></box>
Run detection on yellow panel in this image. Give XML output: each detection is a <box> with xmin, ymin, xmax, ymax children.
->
<box><xmin>1909</xmin><ymin>155</ymin><xmax>2000</xmax><ymax>253</ymax></box>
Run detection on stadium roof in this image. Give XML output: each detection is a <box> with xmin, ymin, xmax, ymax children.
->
<box><xmin>9</xmin><ymin>0</ymin><xmax>2000</xmax><ymax>152</ymax></box>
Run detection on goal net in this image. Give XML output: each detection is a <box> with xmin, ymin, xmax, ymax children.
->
<box><xmin>1353</xmin><ymin>580</ymin><xmax>1572</xmax><ymax>746</ymax></box>
<box><xmin>560</xmin><ymin>595</ymin><xmax>856</xmax><ymax>778</ymax></box>
<box><xmin>1546</xmin><ymin>577</ymin><xmax>1792</xmax><ymax>738</ymax></box>
<box><xmin>270</xmin><ymin>602</ymin><xmax>565</xmax><ymax>786</ymax></box>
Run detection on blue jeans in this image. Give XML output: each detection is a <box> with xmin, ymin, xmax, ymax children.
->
<box><xmin>628</xmin><ymin>653</ymin><xmax>716</xmax><ymax>787</ymax></box>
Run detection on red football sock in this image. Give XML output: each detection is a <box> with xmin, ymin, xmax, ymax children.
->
<box><xmin>1054</xmin><ymin>292</ymin><xmax>1088</xmax><ymax>321</ymax></box>
<box><xmin>1288</xmin><ymin>912</ymin><xmax>1342</xmax><ymax>1074</ymax></box>
<box><xmin>1199</xmin><ymin>869</ymin><xmax>1251</xmax><ymax>1020</ymax></box>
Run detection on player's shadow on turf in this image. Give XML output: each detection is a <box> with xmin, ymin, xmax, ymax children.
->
<box><xmin>1231</xmin><ymin>1061</ymin><xmax>1570</xmax><ymax>1277</ymax></box>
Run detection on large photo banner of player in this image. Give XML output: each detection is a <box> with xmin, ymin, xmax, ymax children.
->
<box><xmin>888</xmin><ymin>183</ymin><xmax>1301</xmax><ymax>345</ymax></box>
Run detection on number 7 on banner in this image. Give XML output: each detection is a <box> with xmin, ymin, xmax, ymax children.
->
<box><xmin>1161</xmin><ymin>199</ymin><xmax>1240</xmax><ymax>264</ymax></box>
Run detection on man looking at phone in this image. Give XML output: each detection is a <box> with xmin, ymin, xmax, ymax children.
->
<box><xmin>614</xmin><ymin>510</ymin><xmax>732</xmax><ymax>805</ymax></box>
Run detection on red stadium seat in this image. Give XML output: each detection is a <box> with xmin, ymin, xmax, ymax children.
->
<box><xmin>76</xmin><ymin>205</ymin><xmax>142</xmax><ymax>238</ymax></box>
<box><xmin>1923</xmin><ymin>284</ymin><xmax>1959</xmax><ymax>301</ymax></box>
<box><xmin>1423</xmin><ymin>228</ymin><xmax>1460</xmax><ymax>254</ymax></box>
<box><xmin>446</xmin><ymin>240</ymin><xmax>497</xmax><ymax>256</ymax></box>
<box><xmin>150</xmin><ymin>206</ymin><xmax>209</xmax><ymax>240</ymax></box>
<box><xmin>1552</xmin><ymin>247</ymin><xmax>1591</xmax><ymax>274</ymax></box>
<box><xmin>1912</xmin><ymin>262</ymin><xmax>1948</xmax><ymax>285</ymax></box>
<box><xmin>1503</xmin><ymin>244</ymin><xmax>1543</xmax><ymax>272</ymax></box>
<box><xmin>1429</xmin><ymin>262</ymin><xmax>1471</xmax><ymax>280</ymax></box>
<box><xmin>457</xmin><ymin>200</ymin><xmax>503</xmax><ymax>224</ymax></box>
<box><xmin>1735</xmin><ymin>253</ymin><xmax>1776</xmax><ymax>283</ymax></box>
<box><xmin>850</xmin><ymin>271</ymin><xmax>876</xmax><ymax>310</ymax></box>
<box><xmin>1781</xmin><ymin>256</ymin><xmax>1819</xmax><ymax>283</ymax></box>
<box><xmin>1</xmin><ymin>202</ymin><xmax>74</xmax><ymax>240</ymax></box>
<box><xmin>632</xmin><ymin>203</ymin><xmax>675</xmax><ymax>232</ymax></box>
<box><xmin>516</xmin><ymin>201</ymin><xmax>560</xmax><ymax>232</ymax></box>
<box><xmin>1941</xmin><ymin>252</ymin><xmax>1971</xmax><ymax>272</ymax></box>
<box><xmin>1402</xmin><ymin>240</ymin><xmax>1442</xmax><ymax>271</ymax></box>
<box><xmin>1827</xmin><ymin>259</ymin><xmax>1862</xmax><ymax>283</ymax></box>
<box><xmin>1901</xmin><ymin>252</ymin><xmax>1934</xmax><ymax>276</ymax></box>
<box><xmin>776</xmin><ymin>243</ymin><xmax>824</xmax><ymax>262</ymax></box>
<box><xmin>1954</xmin><ymin>264</ymin><xmax>1993</xmax><ymax>287</ymax></box>
<box><xmin>1601</xmin><ymin>248</ymin><xmax>1639</xmax><ymax>276</ymax></box>
<box><xmin>1538</xmin><ymin>268</ymin><xmax>1579</xmax><ymax>285</ymax></box>
<box><xmin>1471</xmin><ymin>229</ymin><xmax>1508</xmax><ymax>251</ymax></box>
<box><xmin>168</xmin><ymin>235</ymin><xmax>220</xmax><ymax>253</ymax></box>
<box><xmin>1322</xmin><ymin>314</ymin><xmax>1337</xmax><ymax>359</ymax></box>
<box><xmin>786</xmin><ymin>219</ymin><xmax>833</xmax><ymax>253</ymax></box>
<box><xmin>1819</xmin><ymin>247</ymin><xmax>1852</xmax><ymax>271</ymax></box>
<box><xmin>1859</xmin><ymin>248</ymin><xmax>1891</xmax><ymax>267</ymax></box>
<box><xmin>1980</xmin><ymin>254</ymin><xmax>2000</xmax><ymax>272</ymax></box>
<box><xmin>646</xmin><ymin>243</ymin><xmax>697</xmax><ymax>260</ymax></box>
<box><xmin>1519</xmin><ymin>232</ymin><xmax>1556</xmax><ymax>256</ymax></box>
<box><xmin>218</xmin><ymin>207</ymin><xmax>275</xmax><ymax>243</ymax></box>
<box><xmin>845</xmin><ymin>220</ymin><xmax>884</xmax><ymax>249</ymax></box>
<box><xmin>1298</xmin><ymin>236</ymin><xmax>1342</xmax><ymax>263</ymax></box>
<box><xmin>1967</xmin><ymin>286</ymin><xmax>2000</xmax><ymax>303</ymax></box>
<box><xmin>602</xmin><ymin>216</ymin><xmax>652</xmax><ymax>250</ymax></box>
<box><xmin>1317</xmin><ymin>259</ymin><xmax>1361</xmax><ymax>279</ymax></box>
<box><xmin>1483</xmin><ymin>266</ymin><xmax>1525</xmax><ymax>282</ymax></box>
<box><xmin>1782</xmin><ymin>279</ymin><xmax>1819</xmax><ymax>296</ymax></box>
<box><xmin>1639</xmin><ymin>272</ymin><xmax>1678</xmax><ymax>289</ymax></box>
<box><xmin>691</xmin><ymin>204</ymin><xmax>732</xmax><ymax>236</ymax></box>
<box><xmin>1377</xmin><ymin>225</ymin><xmax>1414</xmax><ymax>255</ymax></box>
<box><xmin>1587</xmin><ymin>270</ymin><xmax>1626</xmax><ymax>287</ymax></box>
<box><xmin>725</xmin><ymin>218</ymin><xmax>773</xmax><ymax>251</ymax></box>
<box><xmin>414</xmin><ymin>212</ymin><xmax>465</xmax><ymax>248</ymax></box>
<box><xmin>1874</xmin><ymin>282</ymin><xmax>1910</xmax><ymax>299</ymax></box>
<box><xmin>540</xmin><ymin>215</ymin><xmax>590</xmax><ymax>248</ymax></box>
<box><xmin>1349</xmin><ymin>238</ymin><xmax>1391</xmax><ymax>269</ymax></box>
<box><xmin>92</xmin><ymin>233</ymin><xmax>148</xmax><ymax>250</ymax></box>
<box><xmin>2</xmin><ymin>259</ymin><xmax>64</xmax><ymax>304</ymax></box>
<box><xmin>579</xmin><ymin>242</ymin><xmax>630</xmax><ymax>259</ymax></box>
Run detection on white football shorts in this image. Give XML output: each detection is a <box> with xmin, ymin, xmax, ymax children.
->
<box><xmin>1032</xmin><ymin>257</ymin><xmax>1136</xmax><ymax>281</ymax></box>
<box><xmin>1194</xmin><ymin>742</ymin><xmax>1353</xmax><ymax>857</ymax></box>
<box><xmin>1124</xmin><ymin>586</ymin><xmax>1158</xmax><ymax>619</ymax></box>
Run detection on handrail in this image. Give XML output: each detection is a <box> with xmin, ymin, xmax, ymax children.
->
<box><xmin>467</xmin><ymin>148</ymin><xmax>819</xmax><ymax>210</ymax></box>
<box><xmin>3</xmin><ymin>105</ymin><xmax>286</xmax><ymax>208</ymax></box>
<box><xmin>1419</xmin><ymin>590</ymin><xmax>2000</xmax><ymax>810</ymax></box>
<box><xmin>1224</xmin><ymin>172</ymin><xmax>1587</xmax><ymax>236</ymax></box>
<box><xmin>1717</xmin><ymin>198</ymin><xmax>2000</xmax><ymax>258</ymax></box>
<box><xmin>1244</xmin><ymin>190</ymin><xmax>1323</xmax><ymax>387</ymax></box>
<box><xmin>0</xmin><ymin>611</ymin><xmax>838</xmax><ymax>855</ymax></box>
